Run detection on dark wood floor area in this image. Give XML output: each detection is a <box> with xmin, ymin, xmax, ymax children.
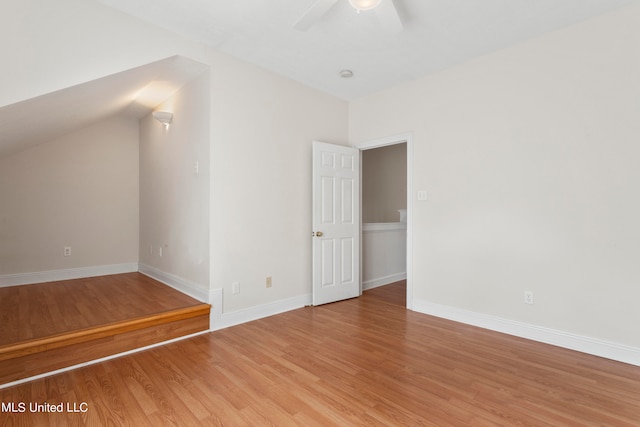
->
<box><xmin>2</xmin><ymin>281</ymin><xmax>639</xmax><ymax>426</ymax></box>
<box><xmin>0</xmin><ymin>273</ymin><xmax>202</xmax><ymax>346</ymax></box>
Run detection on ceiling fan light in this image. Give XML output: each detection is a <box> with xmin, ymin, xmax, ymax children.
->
<box><xmin>348</xmin><ymin>0</ymin><xmax>382</xmax><ymax>12</ymax></box>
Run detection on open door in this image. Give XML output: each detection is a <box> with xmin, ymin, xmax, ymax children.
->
<box><xmin>312</xmin><ymin>141</ymin><xmax>360</xmax><ymax>305</ymax></box>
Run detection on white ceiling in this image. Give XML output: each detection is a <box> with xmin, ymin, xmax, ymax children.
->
<box><xmin>96</xmin><ymin>0</ymin><xmax>635</xmax><ymax>100</ymax></box>
<box><xmin>2</xmin><ymin>0</ymin><xmax>634</xmax><ymax>158</ymax></box>
<box><xmin>0</xmin><ymin>56</ymin><xmax>207</xmax><ymax>158</ymax></box>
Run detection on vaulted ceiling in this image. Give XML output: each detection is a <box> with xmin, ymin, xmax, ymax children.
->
<box><xmin>96</xmin><ymin>0</ymin><xmax>634</xmax><ymax>100</ymax></box>
<box><xmin>1</xmin><ymin>0</ymin><xmax>634</xmax><ymax>158</ymax></box>
<box><xmin>0</xmin><ymin>56</ymin><xmax>207</xmax><ymax>158</ymax></box>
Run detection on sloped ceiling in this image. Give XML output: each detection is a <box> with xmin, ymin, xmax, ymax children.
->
<box><xmin>95</xmin><ymin>0</ymin><xmax>635</xmax><ymax>100</ymax></box>
<box><xmin>2</xmin><ymin>1</ymin><xmax>635</xmax><ymax>158</ymax></box>
<box><xmin>0</xmin><ymin>56</ymin><xmax>208</xmax><ymax>159</ymax></box>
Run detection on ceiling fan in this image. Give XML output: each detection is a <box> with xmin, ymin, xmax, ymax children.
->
<box><xmin>294</xmin><ymin>0</ymin><xmax>403</xmax><ymax>33</ymax></box>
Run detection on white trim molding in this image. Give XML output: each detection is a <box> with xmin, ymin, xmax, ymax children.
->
<box><xmin>413</xmin><ymin>299</ymin><xmax>640</xmax><ymax>367</ymax></box>
<box><xmin>138</xmin><ymin>263</ymin><xmax>209</xmax><ymax>303</ymax></box>
<box><xmin>212</xmin><ymin>293</ymin><xmax>312</xmax><ymax>331</ymax></box>
<box><xmin>353</xmin><ymin>132</ymin><xmax>413</xmax><ymax>150</ymax></box>
<box><xmin>363</xmin><ymin>273</ymin><xmax>407</xmax><ymax>291</ymax></box>
<box><xmin>362</xmin><ymin>222</ymin><xmax>407</xmax><ymax>232</ymax></box>
<box><xmin>0</xmin><ymin>263</ymin><xmax>138</xmax><ymax>287</ymax></box>
<box><xmin>362</xmin><ymin>222</ymin><xmax>407</xmax><ymax>292</ymax></box>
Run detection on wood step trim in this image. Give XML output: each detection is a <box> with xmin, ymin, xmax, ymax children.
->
<box><xmin>0</xmin><ymin>304</ymin><xmax>210</xmax><ymax>362</ymax></box>
<box><xmin>0</xmin><ymin>310</ymin><xmax>210</xmax><ymax>385</ymax></box>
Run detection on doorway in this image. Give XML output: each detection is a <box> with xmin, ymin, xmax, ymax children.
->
<box><xmin>356</xmin><ymin>133</ymin><xmax>413</xmax><ymax>309</ymax></box>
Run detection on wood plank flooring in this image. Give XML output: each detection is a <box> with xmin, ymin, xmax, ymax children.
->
<box><xmin>2</xmin><ymin>281</ymin><xmax>639</xmax><ymax>426</ymax></box>
<box><xmin>0</xmin><ymin>273</ymin><xmax>209</xmax><ymax>384</ymax></box>
<box><xmin>0</xmin><ymin>273</ymin><xmax>202</xmax><ymax>346</ymax></box>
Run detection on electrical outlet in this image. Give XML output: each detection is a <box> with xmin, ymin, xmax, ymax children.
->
<box><xmin>232</xmin><ymin>282</ymin><xmax>240</xmax><ymax>295</ymax></box>
<box><xmin>266</xmin><ymin>276</ymin><xmax>272</xmax><ymax>288</ymax></box>
<box><xmin>64</xmin><ymin>247</ymin><xmax>71</xmax><ymax>257</ymax></box>
<box><xmin>159</xmin><ymin>246</ymin><xmax>163</xmax><ymax>257</ymax></box>
<box><xmin>524</xmin><ymin>291</ymin><xmax>534</xmax><ymax>305</ymax></box>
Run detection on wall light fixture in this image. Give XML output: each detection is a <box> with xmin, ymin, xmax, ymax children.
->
<box><xmin>153</xmin><ymin>111</ymin><xmax>173</xmax><ymax>128</ymax></box>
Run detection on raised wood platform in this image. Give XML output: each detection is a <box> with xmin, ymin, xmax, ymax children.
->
<box><xmin>0</xmin><ymin>272</ymin><xmax>210</xmax><ymax>385</ymax></box>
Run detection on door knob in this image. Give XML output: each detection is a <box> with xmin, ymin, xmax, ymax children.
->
<box><xmin>313</xmin><ymin>231</ymin><xmax>324</xmax><ymax>237</ymax></box>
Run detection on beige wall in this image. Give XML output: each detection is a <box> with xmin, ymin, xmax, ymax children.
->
<box><xmin>211</xmin><ymin>58</ymin><xmax>348</xmax><ymax>313</ymax></box>
<box><xmin>139</xmin><ymin>72</ymin><xmax>210</xmax><ymax>295</ymax></box>
<box><xmin>349</xmin><ymin>4</ymin><xmax>640</xmax><ymax>349</ymax></box>
<box><xmin>0</xmin><ymin>0</ymin><xmax>348</xmax><ymax>315</ymax></box>
<box><xmin>362</xmin><ymin>143</ymin><xmax>407</xmax><ymax>223</ymax></box>
<box><xmin>0</xmin><ymin>116</ymin><xmax>139</xmax><ymax>275</ymax></box>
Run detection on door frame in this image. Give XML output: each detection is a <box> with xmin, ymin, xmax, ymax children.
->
<box><xmin>311</xmin><ymin>141</ymin><xmax>361</xmax><ymax>306</ymax></box>
<box><xmin>354</xmin><ymin>132</ymin><xmax>413</xmax><ymax>310</ymax></box>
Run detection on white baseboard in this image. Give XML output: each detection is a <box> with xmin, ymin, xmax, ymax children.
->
<box><xmin>0</xmin><ymin>263</ymin><xmax>138</xmax><ymax>287</ymax></box>
<box><xmin>212</xmin><ymin>293</ymin><xmax>311</xmax><ymax>331</ymax></box>
<box><xmin>412</xmin><ymin>299</ymin><xmax>640</xmax><ymax>367</ymax></box>
<box><xmin>138</xmin><ymin>263</ymin><xmax>208</xmax><ymax>303</ymax></box>
<box><xmin>363</xmin><ymin>272</ymin><xmax>407</xmax><ymax>291</ymax></box>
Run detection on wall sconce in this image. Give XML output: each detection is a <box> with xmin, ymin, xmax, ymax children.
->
<box><xmin>153</xmin><ymin>111</ymin><xmax>173</xmax><ymax>129</ymax></box>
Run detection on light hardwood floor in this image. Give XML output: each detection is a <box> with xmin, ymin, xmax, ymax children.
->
<box><xmin>0</xmin><ymin>273</ymin><xmax>202</xmax><ymax>346</ymax></box>
<box><xmin>0</xmin><ymin>273</ymin><xmax>209</xmax><ymax>384</ymax></box>
<box><xmin>1</xmin><ymin>281</ymin><xmax>639</xmax><ymax>426</ymax></box>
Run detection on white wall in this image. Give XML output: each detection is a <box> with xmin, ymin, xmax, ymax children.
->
<box><xmin>139</xmin><ymin>73</ymin><xmax>210</xmax><ymax>299</ymax></box>
<box><xmin>0</xmin><ymin>116</ymin><xmax>139</xmax><ymax>277</ymax></box>
<box><xmin>362</xmin><ymin>223</ymin><xmax>407</xmax><ymax>290</ymax></box>
<box><xmin>349</xmin><ymin>3</ymin><xmax>640</xmax><ymax>355</ymax></box>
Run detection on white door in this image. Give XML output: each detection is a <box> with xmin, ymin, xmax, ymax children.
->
<box><xmin>312</xmin><ymin>141</ymin><xmax>360</xmax><ymax>305</ymax></box>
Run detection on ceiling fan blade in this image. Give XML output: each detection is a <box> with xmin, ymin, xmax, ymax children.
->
<box><xmin>376</xmin><ymin>0</ymin><xmax>403</xmax><ymax>33</ymax></box>
<box><xmin>293</xmin><ymin>0</ymin><xmax>339</xmax><ymax>31</ymax></box>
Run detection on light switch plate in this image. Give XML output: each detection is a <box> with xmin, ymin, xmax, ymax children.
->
<box><xmin>417</xmin><ymin>190</ymin><xmax>428</xmax><ymax>201</ymax></box>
